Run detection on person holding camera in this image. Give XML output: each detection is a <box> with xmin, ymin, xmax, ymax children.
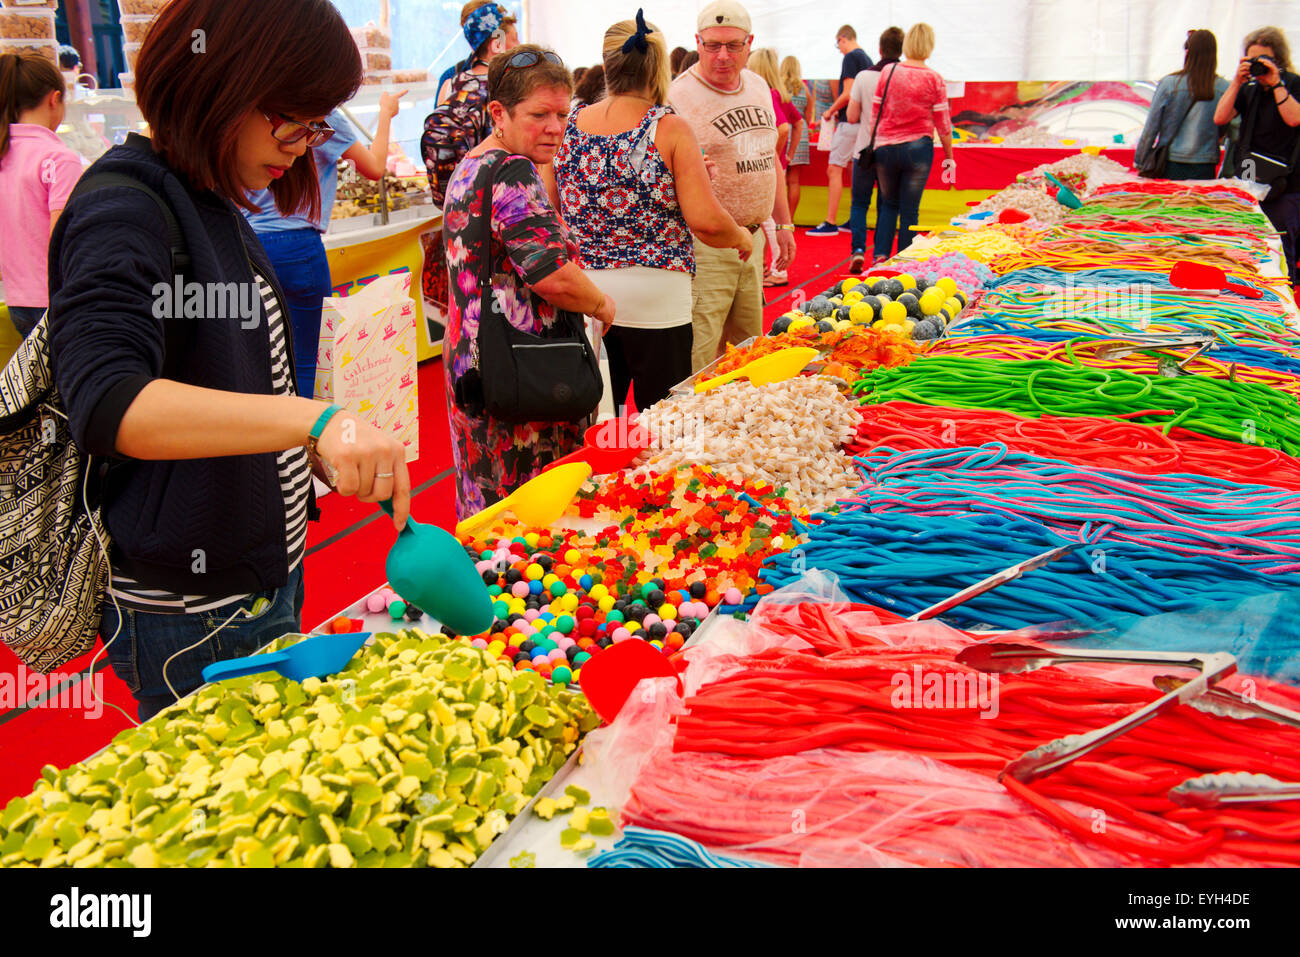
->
<box><xmin>1215</xmin><ymin>26</ymin><xmax>1300</xmax><ymax>283</ymax></box>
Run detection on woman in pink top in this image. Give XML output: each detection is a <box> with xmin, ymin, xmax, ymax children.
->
<box><xmin>866</xmin><ymin>24</ymin><xmax>953</xmax><ymax>262</ymax></box>
<box><xmin>0</xmin><ymin>54</ymin><xmax>83</xmax><ymax>336</ymax></box>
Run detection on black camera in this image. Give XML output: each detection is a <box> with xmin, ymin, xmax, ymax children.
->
<box><xmin>1248</xmin><ymin>55</ymin><xmax>1273</xmax><ymax>77</ymax></box>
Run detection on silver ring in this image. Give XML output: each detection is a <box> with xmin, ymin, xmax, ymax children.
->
<box><xmin>375</xmin><ymin>472</ymin><xmax>394</xmax><ymax>478</ymax></box>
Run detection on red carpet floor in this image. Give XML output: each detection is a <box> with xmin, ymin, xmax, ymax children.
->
<box><xmin>0</xmin><ymin>227</ymin><xmax>850</xmax><ymax>803</ymax></box>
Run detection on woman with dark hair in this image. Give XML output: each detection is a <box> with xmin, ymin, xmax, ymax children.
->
<box><xmin>0</xmin><ymin>53</ymin><xmax>83</xmax><ymax>337</ymax></box>
<box><xmin>1136</xmin><ymin>30</ymin><xmax>1228</xmax><ymax>180</ymax></box>
<box><xmin>46</xmin><ymin>0</ymin><xmax>410</xmax><ymax>720</ymax></box>
<box><xmin>573</xmin><ymin>64</ymin><xmax>606</xmax><ymax>107</ymax></box>
<box><xmin>669</xmin><ymin>46</ymin><xmax>689</xmax><ymax>78</ymax></box>
<box><xmin>443</xmin><ymin>45</ymin><xmax>615</xmax><ymax>519</ymax></box>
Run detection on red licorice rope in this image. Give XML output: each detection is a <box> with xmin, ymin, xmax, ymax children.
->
<box><xmin>1092</xmin><ymin>181</ymin><xmax>1262</xmax><ymax>204</ymax></box>
<box><xmin>1055</xmin><ymin>219</ymin><xmax>1264</xmax><ymax>240</ymax></box>
<box><xmin>846</xmin><ymin>401</ymin><xmax>1300</xmax><ymax>490</ymax></box>
<box><xmin>663</xmin><ymin>600</ymin><xmax>1300</xmax><ymax>865</ymax></box>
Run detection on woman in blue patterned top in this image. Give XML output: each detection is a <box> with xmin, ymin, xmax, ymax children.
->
<box><xmin>548</xmin><ymin>10</ymin><xmax>751</xmax><ymax>412</ymax></box>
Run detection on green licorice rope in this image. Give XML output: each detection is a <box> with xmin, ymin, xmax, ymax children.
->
<box><xmin>852</xmin><ymin>356</ymin><xmax>1300</xmax><ymax>455</ymax></box>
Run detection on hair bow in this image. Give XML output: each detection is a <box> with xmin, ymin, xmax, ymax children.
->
<box><xmin>621</xmin><ymin>8</ymin><xmax>652</xmax><ymax>55</ymax></box>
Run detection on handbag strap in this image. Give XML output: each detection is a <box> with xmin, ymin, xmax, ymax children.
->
<box><xmin>474</xmin><ymin>150</ymin><xmax>506</xmax><ymax>290</ymax></box>
<box><xmin>867</xmin><ymin>63</ymin><xmax>898</xmax><ymax>150</ymax></box>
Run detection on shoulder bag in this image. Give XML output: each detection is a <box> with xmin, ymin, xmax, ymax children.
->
<box><xmin>454</xmin><ymin>153</ymin><xmax>602</xmax><ymax>424</ymax></box>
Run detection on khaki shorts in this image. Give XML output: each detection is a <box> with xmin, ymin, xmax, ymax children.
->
<box><xmin>829</xmin><ymin>121</ymin><xmax>860</xmax><ymax>168</ymax></box>
<box><xmin>689</xmin><ymin>228</ymin><xmax>766</xmax><ymax>373</ymax></box>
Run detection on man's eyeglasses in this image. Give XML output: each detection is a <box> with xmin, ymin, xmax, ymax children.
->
<box><xmin>700</xmin><ymin>39</ymin><xmax>748</xmax><ymax>55</ymax></box>
<box><xmin>263</xmin><ymin>112</ymin><xmax>335</xmax><ymax>148</ymax></box>
<box><xmin>504</xmin><ymin>50</ymin><xmax>564</xmax><ymax>70</ymax></box>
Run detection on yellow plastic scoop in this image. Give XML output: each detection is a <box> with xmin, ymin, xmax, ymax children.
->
<box><xmin>454</xmin><ymin>461</ymin><xmax>593</xmax><ymax>538</ymax></box>
<box><xmin>694</xmin><ymin>347</ymin><xmax>819</xmax><ymax>393</ymax></box>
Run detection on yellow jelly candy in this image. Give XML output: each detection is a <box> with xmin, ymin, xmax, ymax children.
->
<box><xmin>920</xmin><ymin>292</ymin><xmax>944</xmax><ymax>316</ymax></box>
<box><xmin>897</xmin><ymin>274</ymin><xmax>917</xmax><ymax>290</ymax></box>
<box><xmin>849</xmin><ymin>302</ymin><xmax>874</xmax><ymax>324</ymax></box>
<box><xmin>840</xmin><ymin>278</ymin><xmax>858</xmax><ymax>294</ymax></box>
<box><xmin>880</xmin><ymin>300</ymin><xmax>907</xmax><ymax>324</ymax></box>
<box><xmin>935</xmin><ymin>277</ymin><xmax>958</xmax><ymax>297</ymax></box>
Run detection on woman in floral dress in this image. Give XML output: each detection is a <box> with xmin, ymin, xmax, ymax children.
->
<box><xmin>442</xmin><ymin>46</ymin><xmax>616</xmax><ymax>519</ymax></box>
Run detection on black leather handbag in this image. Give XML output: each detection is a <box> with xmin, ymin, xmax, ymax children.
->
<box><xmin>455</xmin><ymin>156</ymin><xmax>602</xmax><ymax>424</ymax></box>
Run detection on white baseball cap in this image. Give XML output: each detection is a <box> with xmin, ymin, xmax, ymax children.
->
<box><xmin>697</xmin><ymin>0</ymin><xmax>752</xmax><ymax>35</ymax></box>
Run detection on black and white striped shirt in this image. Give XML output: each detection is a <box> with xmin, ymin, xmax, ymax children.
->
<box><xmin>108</xmin><ymin>274</ymin><xmax>312</xmax><ymax>613</ymax></box>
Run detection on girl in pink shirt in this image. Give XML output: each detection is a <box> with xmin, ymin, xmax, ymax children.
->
<box><xmin>866</xmin><ymin>24</ymin><xmax>953</xmax><ymax>262</ymax></box>
<box><xmin>0</xmin><ymin>53</ymin><xmax>83</xmax><ymax>336</ymax></box>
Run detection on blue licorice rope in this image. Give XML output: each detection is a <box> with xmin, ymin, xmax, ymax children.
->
<box><xmin>848</xmin><ymin>444</ymin><xmax>1300</xmax><ymax>573</ymax></box>
<box><xmin>987</xmin><ymin>266</ymin><xmax>1285</xmax><ymax>303</ymax></box>
<box><xmin>587</xmin><ymin>826</ymin><xmax>774</xmax><ymax>868</ymax></box>
<box><xmin>758</xmin><ymin>509</ymin><xmax>1300</xmax><ymax>632</ymax></box>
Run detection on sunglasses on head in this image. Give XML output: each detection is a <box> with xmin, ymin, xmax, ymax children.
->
<box><xmin>504</xmin><ymin>50</ymin><xmax>564</xmax><ymax>70</ymax></box>
<box><xmin>262</xmin><ymin>111</ymin><xmax>335</xmax><ymax>148</ymax></box>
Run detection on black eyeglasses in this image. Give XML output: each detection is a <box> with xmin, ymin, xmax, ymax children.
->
<box><xmin>700</xmin><ymin>39</ymin><xmax>747</xmax><ymax>54</ymax></box>
<box><xmin>504</xmin><ymin>50</ymin><xmax>564</xmax><ymax>71</ymax></box>
<box><xmin>263</xmin><ymin>111</ymin><xmax>336</xmax><ymax>147</ymax></box>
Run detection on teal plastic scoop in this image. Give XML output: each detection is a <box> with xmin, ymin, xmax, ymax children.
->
<box><xmin>380</xmin><ymin>500</ymin><xmax>495</xmax><ymax>636</ymax></box>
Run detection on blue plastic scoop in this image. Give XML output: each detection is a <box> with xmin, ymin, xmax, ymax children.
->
<box><xmin>202</xmin><ymin>632</ymin><xmax>372</xmax><ymax>685</ymax></box>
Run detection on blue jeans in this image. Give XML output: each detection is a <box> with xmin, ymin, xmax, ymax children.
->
<box><xmin>256</xmin><ymin>228</ymin><xmax>332</xmax><ymax>398</ymax></box>
<box><xmin>100</xmin><ymin>567</ymin><xmax>305</xmax><ymax>722</ymax></box>
<box><xmin>848</xmin><ymin>156</ymin><xmax>877</xmax><ymax>255</ymax></box>
<box><xmin>873</xmin><ymin>137</ymin><xmax>933</xmax><ymax>260</ymax></box>
<box><xmin>7</xmin><ymin>305</ymin><xmax>45</xmax><ymax>337</ymax></box>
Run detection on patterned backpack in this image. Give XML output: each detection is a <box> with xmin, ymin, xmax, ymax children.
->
<box><xmin>0</xmin><ymin>171</ymin><xmax>187</xmax><ymax>671</ymax></box>
<box><xmin>421</xmin><ymin>68</ymin><xmax>490</xmax><ymax>206</ymax></box>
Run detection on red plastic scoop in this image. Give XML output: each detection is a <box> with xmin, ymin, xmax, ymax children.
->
<box><xmin>544</xmin><ymin>417</ymin><xmax>651</xmax><ymax>475</ymax></box>
<box><xmin>1170</xmin><ymin>260</ymin><xmax>1263</xmax><ymax>299</ymax></box>
<box><xmin>578</xmin><ymin>639</ymin><xmax>682</xmax><ymax>723</ymax></box>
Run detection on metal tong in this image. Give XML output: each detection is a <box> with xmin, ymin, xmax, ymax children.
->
<box><xmin>1152</xmin><ymin>674</ymin><xmax>1300</xmax><ymax>731</ymax></box>
<box><xmin>1093</xmin><ymin>335</ymin><xmax>1218</xmax><ymax>369</ymax></box>
<box><xmin>1169</xmin><ymin>772</ymin><xmax>1300</xmax><ymax>809</ymax></box>
<box><xmin>954</xmin><ymin>644</ymin><xmax>1238</xmax><ymax>783</ymax></box>
<box><xmin>906</xmin><ymin>544</ymin><xmax>1076</xmax><ymax>622</ymax></box>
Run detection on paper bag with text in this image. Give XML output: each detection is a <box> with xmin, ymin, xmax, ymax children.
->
<box><xmin>315</xmin><ymin>273</ymin><xmax>419</xmax><ymax>462</ymax></box>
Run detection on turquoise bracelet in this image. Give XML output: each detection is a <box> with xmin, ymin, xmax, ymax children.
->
<box><xmin>307</xmin><ymin>403</ymin><xmax>344</xmax><ymax>458</ymax></box>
